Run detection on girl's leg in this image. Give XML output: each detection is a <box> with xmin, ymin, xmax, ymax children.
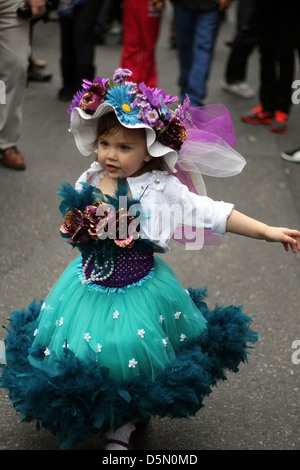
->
<box><xmin>105</xmin><ymin>421</ymin><xmax>136</xmax><ymax>450</ymax></box>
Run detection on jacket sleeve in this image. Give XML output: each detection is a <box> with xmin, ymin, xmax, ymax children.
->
<box><xmin>167</xmin><ymin>175</ymin><xmax>234</xmax><ymax>235</ymax></box>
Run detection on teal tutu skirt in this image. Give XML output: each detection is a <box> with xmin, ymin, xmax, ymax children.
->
<box><xmin>1</xmin><ymin>254</ymin><xmax>258</xmax><ymax>449</ymax></box>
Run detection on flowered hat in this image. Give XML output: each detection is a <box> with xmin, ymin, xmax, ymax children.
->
<box><xmin>69</xmin><ymin>67</ymin><xmax>246</xmax><ymax>198</ymax></box>
<box><xmin>69</xmin><ymin>68</ymin><xmax>187</xmax><ymax>172</ymax></box>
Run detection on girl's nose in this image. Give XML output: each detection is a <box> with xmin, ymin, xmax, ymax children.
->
<box><xmin>107</xmin><ymin>147</ymin><xmax>117</xmax><ymax>160</ymax></box>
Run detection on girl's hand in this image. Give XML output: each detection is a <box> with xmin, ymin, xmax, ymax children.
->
<box><xmin>226</xmin><ymin>210</ymin><xmax>300</xmax><ymax>253</ymax></box>
<box><xmin>264</xmin><ymin>227</ymin><xmax>300</xmax><ymax>253</ymax></box>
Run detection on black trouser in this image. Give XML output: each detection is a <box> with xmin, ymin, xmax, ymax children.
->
<box><xmin>225</xmin><ymin>0</ymin><xmax>258</xmax><ymax>84</ymax></box>
<box><xmin>59</xmin><ymin>0</ymin><xmax>102</xmax><ymax>91</ymax></box>
<box><xmin>256</xmin><ymin>0</ymin><xmax>299</xmax><ymax>114</ymax></box>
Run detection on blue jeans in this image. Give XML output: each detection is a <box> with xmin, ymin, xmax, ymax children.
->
<box><xmin>174</xmin><ymin>5</ymin><xmax>222</xmax><ymax>106</ymax></box>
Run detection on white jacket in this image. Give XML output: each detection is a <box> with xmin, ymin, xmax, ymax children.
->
<box><xmin>75</xmin><ymin>162</ymin><xmax>234</xmax><ymax>252</ymax></box>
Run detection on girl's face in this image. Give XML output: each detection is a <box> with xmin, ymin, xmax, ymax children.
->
<box><xmin>97</xmin><ymin>126</ymin><xmax>152</xmax><ymax>180</ymax></box>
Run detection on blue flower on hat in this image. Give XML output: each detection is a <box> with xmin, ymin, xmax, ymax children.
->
<box><xmin>106</xmin><ymin>85</ymin><xmax>140</xmax><ymax>126</ymax></box>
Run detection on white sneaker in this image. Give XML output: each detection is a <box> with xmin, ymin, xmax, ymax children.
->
<box><xmin>280</xmin><ymin>148</ymin><xmax>300</xmax><ymax>163</ymax></box>
<box><xmin>221</xmin><ymin>80</ymin><xmax>255</xmax><ymax>98</ymax></box>
<box><xmin>0</xmin><ymin>340</ymin><xmax>6</xmax><ymax>365</ymax></box>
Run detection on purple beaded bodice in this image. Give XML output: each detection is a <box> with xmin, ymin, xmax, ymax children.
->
<box><xmin>82</xmin><ymin>248</ymin><xmax>154</xmax><ymax>288</ymax></box>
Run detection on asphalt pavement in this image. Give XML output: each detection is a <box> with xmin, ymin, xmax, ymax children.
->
<box><xmin>0</xmin><ymin>7</ymin><xmax>300</xmax><ymax>451</ymax></box>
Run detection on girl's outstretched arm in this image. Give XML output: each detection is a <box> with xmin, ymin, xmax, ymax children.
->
<box><xmin>226</xmin><ymin>209</ymin><xmax>300</xmax><ymax>253</ymax></box>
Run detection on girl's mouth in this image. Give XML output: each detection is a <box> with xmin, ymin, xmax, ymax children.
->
<box><xmin>106</xmin><ymin>164</ymin><xmax>119</xmax><ymax>172</ymax></box>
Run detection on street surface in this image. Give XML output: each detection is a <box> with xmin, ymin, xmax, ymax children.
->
<box><xmin>0</xmin><ymin>6</ymin><xmax>300</xmax><ymax>450</ymax></box>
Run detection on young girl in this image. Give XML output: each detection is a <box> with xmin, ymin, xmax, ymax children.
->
<box><xmin>1</xmin><ymin>68</ymin><xmax>299</xmax><ymax>451</ymax></box>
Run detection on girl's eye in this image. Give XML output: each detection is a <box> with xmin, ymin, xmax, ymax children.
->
<box><xmin>99</xmin><ymin>141</ymin><xmax>108</xmax><ymax>147</ymax></box>
<box><xmin>121</xmin><ymin>145</ymin><xmax>130</xmax><ymax>151</ymax></box>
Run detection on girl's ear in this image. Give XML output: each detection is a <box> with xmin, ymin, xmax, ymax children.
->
<box><xmin>144</xmin><ymin>152</ymin><xmax>152</xmax><ymax>163</ymax></box>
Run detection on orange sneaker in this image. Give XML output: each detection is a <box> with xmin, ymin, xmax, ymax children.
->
<box><xmin>268</xmin><ymin>110</ymin><xmax>288</xmax><ymax>134</ymax></box>
<box><xmin>240</xmin><ymin>104</ymin><xmax>274</xmax><ymax>124</ymax></box>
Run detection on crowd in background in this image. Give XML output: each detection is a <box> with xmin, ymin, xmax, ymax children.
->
<box><xmin>1</xmin><ymin>0</ymin><xmax>300</xmax><ymax>170</ymax></box>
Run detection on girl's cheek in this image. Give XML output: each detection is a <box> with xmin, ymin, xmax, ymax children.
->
<box><xmin>122</xmin><ymin>163</ymin><xmax>136</xmax><ymax>174</ymax></box>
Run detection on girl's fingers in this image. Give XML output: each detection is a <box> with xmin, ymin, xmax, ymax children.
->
<box><xmin>282</xmin><ymin>242</ymin><xmax>289</xmax><ymax>252</ymax></box>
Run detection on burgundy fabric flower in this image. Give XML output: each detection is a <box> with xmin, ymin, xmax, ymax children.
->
<box><xmin>78</xmin><ymin>82</ymin><xmax>108</xmax><ymax>115</ymax></box>
<box><xmin>95</xmin><ymin>202</ymin><xmax>115</xmax><ymax>240</ymax></box>
<box><xmin>60</xmin><ymin>209</ymin><xmax>90</xmax><ymax>244</ymax></box>
<box><xmin>160</xmin><ymin>117</ymin><xmax>187</xmax><ymax>151</ymax></box>
<box><xmin>60</xmin><ymin>200</ymin><xmax>139</xmax><ymax>248</ymax></box>
<box><xmin>112</xmin><ymin>212</ymin><xmax>139</xmax><ymax>248</ymax></box>
<box><xmin>83</xmin><ymin>204</ymin><xmax>101</xmax><ymax>240</ymax></box>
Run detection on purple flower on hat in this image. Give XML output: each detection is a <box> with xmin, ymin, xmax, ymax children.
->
<box><xmin>82</xmin><ymin>79</ymin><xmax>93</xmax><ymax>90</ymax></box>
<box><xmin>175</xmin><ymin>96</ymin><xmax>193</xmax><ymax>127</ymax></box>
<box><xmin>93</xmin><ymin>76</ymin><xmax>110</xmax><ymax>89</ymax></box>
<box><xmin>138</xmin><ymin>82</ymin><xmax>178</xmax><ymax>109</ymax></box>
<box><xmin>144</xmin><ymin>108</ymin><xmax>159</xmax><ymax>125</ymax></box>
<box><xmin>67</xmin><ymin>89</ymin><xmax>86</xmax><ymax>120</ymax></box>
<box><xmin>81</xmin><ymin>77</ymin><xmax>110</xmax><ymax>91</ymax></box>
<box><xmin>113</xmin><ymin>68</ymin><xmax>133</xmax><ymax>84</ymax></box>
<box><xmin>154</xmin><ymin>119</ymin><xmax>164</xmax><ymax>131</ymax></box>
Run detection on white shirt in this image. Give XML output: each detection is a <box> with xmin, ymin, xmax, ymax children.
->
<box><xmin>75</xmin><ymin>161</ymin><xmax>234</xmax><ymax>252</ymax></box>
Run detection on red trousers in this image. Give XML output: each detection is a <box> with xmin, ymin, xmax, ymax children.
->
<box><xmin>120</xmin><ymin>0</ymin><xmax>162</xmax><ymax>87</ymax></box>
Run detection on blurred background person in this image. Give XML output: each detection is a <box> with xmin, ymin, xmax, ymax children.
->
<box><xmin>241</xmin><ymin>0</ymin><xmax>300</xmax><ymax>134</ymax></box>
<box><xmin>120</xmin><ymin>0</ymin><xmax>164</xmax><ymax>87</ymax></box>
<box><xmin>221</xmin><ymin>0</ymin><xmax>257</xmax><ymax>98</ymax></box>
<box><xmin>0</xmin><ymin>0</ymin><xmax>46</xmax><ymax>170</ymax></box>
<box><xmin>171</xmin><ymin>0</ymin><xmax>233</xmax><ymax>107</ymax></box>
<box><xmin>57</xmin><ymin>0</ymin><xmax>102</xmax><ymax>101</ymax></box>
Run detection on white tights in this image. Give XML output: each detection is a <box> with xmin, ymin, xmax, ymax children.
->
<box><xmin>105</xmin><ymin>422</ymin><xmax>136</xmax><ymax>450</ymax></box>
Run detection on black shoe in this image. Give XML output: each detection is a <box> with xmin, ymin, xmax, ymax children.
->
<box><xmin>93</xmin><ymin>32</ymin><xmax>106</xmax><ymax>45</ymax></box>
<box><xmin>57</xmin><ymin>86</ymin><xmax>76</xmax><ymax>102</ymax></box>
<box><xmin>28</xmin><ymin>67</ymin><xmax>52</xmax><ymax>82</ymax></box>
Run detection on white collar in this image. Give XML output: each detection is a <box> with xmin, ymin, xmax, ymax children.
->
<box><xmin>127</xmin><ymin>170</ymin><xmax>168</xmax><ymax>193</ymax></box>
<box><xmin>86</xmin><ymin>162</ymin><xmax>169</xmax><ymax>193</ymax></box>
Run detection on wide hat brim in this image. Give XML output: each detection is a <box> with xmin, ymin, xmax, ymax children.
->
<box><xmin>70</xmin><ymin>102</ymin><xmax>178</xmax><ymax>172</ymax></box>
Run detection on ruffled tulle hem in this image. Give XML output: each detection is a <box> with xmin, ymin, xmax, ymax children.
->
<box><xmin>0</xmin><ymin>290</ymin><xmax>258</xmax><ymax>450</ymax></box>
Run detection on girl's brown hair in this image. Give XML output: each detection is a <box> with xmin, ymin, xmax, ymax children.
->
<box><xmin>94</xmin><ymin>111</ymin><xmax>170</xmax><ymax>173</ymax></box>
